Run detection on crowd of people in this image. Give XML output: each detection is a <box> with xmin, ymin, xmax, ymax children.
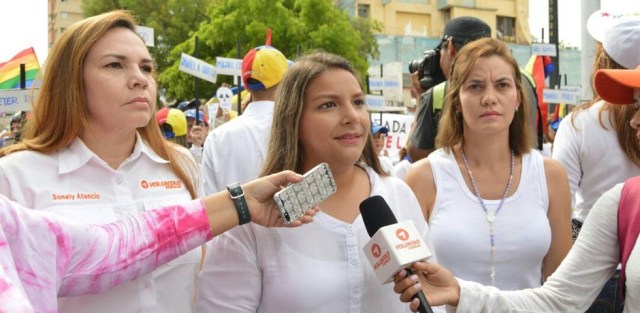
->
<box><xmin>1</xmin><ymin>7</ymin><xmax>640</xmax><ymax>313</ymax></box>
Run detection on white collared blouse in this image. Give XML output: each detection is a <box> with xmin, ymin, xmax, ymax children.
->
<box><xmin>0</xmin><ymin>133</ymin><xmax>204</xmax><ymax>313</ymax></box>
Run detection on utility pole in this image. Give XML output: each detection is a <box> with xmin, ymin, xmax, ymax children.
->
<box><xmin>581</xmin><ymin>0</ymin><xmax>600</xmax><ymax>102</ymax></box>
<box><xmin>548</xmin><ymin>0</ymin><xmax>560</xmax><ymax>88</ymax></box>
<box><xmin>194</xmin><ymin>36</ymin><xmax>200</xmax><ymax>123</ymax></box>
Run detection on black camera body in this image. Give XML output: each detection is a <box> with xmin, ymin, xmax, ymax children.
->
<box><xmin>408</xmin><ymin>49</ymin><xmax>446</xmax><ymax>91</ymax></box>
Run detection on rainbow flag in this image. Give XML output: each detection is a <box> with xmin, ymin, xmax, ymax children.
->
<box><xmin>0</xmin><ymin>47</ymin><xmax>41</xmax><ymax>90</ymax></box>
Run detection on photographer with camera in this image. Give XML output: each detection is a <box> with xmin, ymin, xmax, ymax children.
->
<box><xmin>408</xmin><ymin>17</ymin><xmax>491</xmax><ymax>161</ymax></box>
<box><xmin>407</xmin><ymin>17</ymin><xmax>542</xmax><ymax>162</ymax></box>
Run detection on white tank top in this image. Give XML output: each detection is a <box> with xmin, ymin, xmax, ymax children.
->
<box><xmin>428</xmin><ymin>149</ymin><xmax>551</xmax><ymax>290</ymax></box>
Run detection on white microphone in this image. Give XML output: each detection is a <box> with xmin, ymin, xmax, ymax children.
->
<box><xmin>360</xmin><ymin>195</ymin><xmax>433</xmax><ymax>313</ymax></box>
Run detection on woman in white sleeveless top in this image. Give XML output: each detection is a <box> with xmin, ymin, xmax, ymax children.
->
<box><xmin>404</xmin><ymin>38</ymin><xmax>572</xmax><ymax>290</ymax></box>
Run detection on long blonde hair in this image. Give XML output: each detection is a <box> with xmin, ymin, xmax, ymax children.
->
<box><xmin>436</xmin><ymin>38</ymin><xmax>533</xmax><ymax>155</ymax></box>
<box><xmin>570</xmin><ymin>41</ymin><xmax>640</xmax><ymax>166</ymax></box>
<box><xmin>260</xmin><ymin>52</ymin><xmax>385</xmax><ymax>176</ymax></box>
<box><xmin>1</xmin><ymin>10</ymin><xmax>198</xmax><ymax>198</ymax></box>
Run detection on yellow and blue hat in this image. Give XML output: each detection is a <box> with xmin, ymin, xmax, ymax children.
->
<box><xmin>241</xmin><ymin>45</ymin><xmax>289</xmax><ymax>91</ymax></box>
<box><xmin>156</xmin><ymin>107</ymin><xmax>187</xmax><ymax>138</ymax></box>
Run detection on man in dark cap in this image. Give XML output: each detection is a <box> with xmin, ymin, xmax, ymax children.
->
<box><xmin>408</xmin><ymin>16</ymin><xmax>491</xmax><ymax>161</ymax></box>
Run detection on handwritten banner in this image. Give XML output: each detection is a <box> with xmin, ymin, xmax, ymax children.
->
<box><xmin>371</xmin><ymin>113</ymin><xmax>415</xmax><ymax>162</ymax></box>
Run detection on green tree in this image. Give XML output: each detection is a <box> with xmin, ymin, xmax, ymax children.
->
<box><xmin>81</xmin><ymin>0</ymin><xmax>214</xmax><ymax>101</ymax></box>
<box><xmin>159</xmin><ymin>0</ymin><xmax>380</xmax><ymax>100</ymax></box>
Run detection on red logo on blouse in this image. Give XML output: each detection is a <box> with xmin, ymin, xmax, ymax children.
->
<box><xmin>140</xmin><ymin>179</ymin><xmax>182</xmax><ymax>190</ymax></box>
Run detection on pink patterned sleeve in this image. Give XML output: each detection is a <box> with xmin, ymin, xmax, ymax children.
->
<box><xmin>0</xmin><ymin>197</ymin><xmax>212</xmax><ymax>311</ymax></box>
<box><xmin>56</xmin><ymin>199</ymin><xmax>214</xmax><ymax>296</ymax></box>
<box><xmin>0</xmin><ymin>268</ymin><xmax>34</xmax><ymax>313</ymax></box>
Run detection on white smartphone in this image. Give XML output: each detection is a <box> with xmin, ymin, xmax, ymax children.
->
<box><xmin>274</xmin><ymin>163</ymin><xmax>337</xmax><ymax>224</ymax></box>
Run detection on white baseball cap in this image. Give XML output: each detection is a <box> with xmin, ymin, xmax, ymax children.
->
<box><xmin>602</xmin><ymin>19</ymin><xmax>640</xmax><ymax>69</ymax></box>
<box><xmin>586</xmin><ymin>10</ymin><xmax>640</xmax><ymax>42</ymax></box>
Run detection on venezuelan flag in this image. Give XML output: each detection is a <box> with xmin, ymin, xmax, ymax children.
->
<box><xmin>549</xmin><ymin>102</ymin><xmax>567</xmax><ymax>132</ymax></box>
<box><xmin>552</xmin><ymin>103</ymin><xmax>567</xmax><ymax>120</ymax></box>
<box><xmin>0</xmin><ymin>47</ymin><xmax>41</xmax><ymax>90</ymax></box>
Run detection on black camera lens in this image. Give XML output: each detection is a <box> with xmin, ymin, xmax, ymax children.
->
<box><xmin>408</xmin><ymin>49</ymin><xmax>446</xmax><ymax>91</ymax></box>
<box><xmin>408</xmin><ymin>59</ymin><xmax>423</xmax><ymax>75</ymax></box>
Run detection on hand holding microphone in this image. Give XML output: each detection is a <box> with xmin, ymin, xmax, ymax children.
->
<box><xmin>393</xmin><ymin>261</ymin><xmax>462</xmax><ymax>311</ymax></box>
<box><xmin>359</xmin><ymin>195</ymin><xmax>434</xmax><ymax>313</ymax></box>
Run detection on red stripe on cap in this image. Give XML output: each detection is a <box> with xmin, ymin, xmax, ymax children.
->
<box><xmin>241</xmin><ymin>48</ymin><xmax>258</xmax><ymax>87</ymax></box>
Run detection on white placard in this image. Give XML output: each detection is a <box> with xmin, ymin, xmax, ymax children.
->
<box><xmin>367</xmin><ymin>66</ymin><xmax>381</xmax><ymax>77</ymax></box>
<box><xmin>543</xmin><ymin>88</ymin><xmax>581</xmax><ymax>104</ymax></box>
<box><xmin>560</xmin><ymin>85</ymin><xmax>581</xmax><ymax>93</ymax></box>
<box><xmin>368</xmin><ymin>77</ymin><xmax>402</xmax><ymax>93</ymax></box>
<box><xmin>531</xmin><ymin>43</ymin><xmax>557</xmax><ymax>57</ymax></box>
<box><xmin>135</xmin><ymin>26</ymin><xmax>154</xmax><ymax>47</ymax></box>
<box><xmin>382</xmin><ymin>75</ymin><xmax>402</xmax><ymax>102</ymax></box>
<box><xmin>216</xmin><ymin>57</ymin><xmax>242</xmax><ymax>76</ymax></box>
<box><xmin>179</xmin><ymin>53</ymin><xmax>217</xmax><ymax>83</ymax></box>
<box><xmin>371</xmin><ymin>113</ymin><xmax>415</xmax><ymax>162</ymax></box>
<box><xmin>0</xmin><ymin>89</ymin><xmax>37</xmax><ymax>113</ymax></box>
<box><xmin>368</xmin><ymin>77</ymin><xmax>384</xmax><ymax>91</ymax></box>
<box><xmin>366</xmin><ymin>95</ymin><xmax>385</xmax><ymax>108</ymax></box>
<box><xmin>208</xmin><ymin>103</ymin><xmax>219</xmax><ymax>128</ymax></box>
<box><xmin>382</xmin><ymin>62</ymin><xmax>403</xmax><ymax>102</ymax></box>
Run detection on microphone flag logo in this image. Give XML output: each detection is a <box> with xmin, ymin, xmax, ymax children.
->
<box><xmin>371</xmin><ymin>243</ymin><xmax>382</xmax><ymax>258</ymax></box>
<box><xmin>395</xmin><ymin>228</ymin><xmax>410</xmax><ymax>241</ymax></box>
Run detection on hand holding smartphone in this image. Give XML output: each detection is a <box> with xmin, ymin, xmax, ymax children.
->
<box><xmin>274</xmin><ymin>163</ymin><xmax>337</xmax><ymax>224</ymax></box>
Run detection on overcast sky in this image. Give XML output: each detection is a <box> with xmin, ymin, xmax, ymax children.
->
<box><xmin>0</xmin><ymin>0</ymin><xmax>636</xmax><ymax>63</ymax></box>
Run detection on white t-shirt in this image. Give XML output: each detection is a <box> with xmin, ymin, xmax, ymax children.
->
<box><xmin>552</xmin><ymin>101</ymin><xmax>640</xmax><ymax>222</ymax></box>
<box><xmin>456</xmin><ymin>183</ymin><xmax>640</xmax><ymax>312</ymax></box>
<box><xmin>197</xmin><ymin>165</ymin><xmax>435</xmax><ymax>313</ymax></box>
<box><xmin>201</xmin><ymin>101</ymin><xmax>274</xmax><ymax>194</ymax></box>
<box><xmin>379</xmin><ymin>155</ymin><xmax>396</xmax><ymax>176</ymax></box>
<box><xmin>393</xmin><ymin>159</ymin><xmax>412</xmax><ymax>180</ymax></box>
<box><xmin>0</xmin><ymin>134</ymin><xmax>203</xmax><ymax>313</ymax></box>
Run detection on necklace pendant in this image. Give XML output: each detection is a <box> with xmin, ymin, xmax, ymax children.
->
<box><xmin>486</xmin><ymin>212</ymin><xmax>496</xmax><ymax>223</ymax></box>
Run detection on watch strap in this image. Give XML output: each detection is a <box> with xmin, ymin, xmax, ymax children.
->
<box><xmin>226</xmin><ymin>183</ymin><xmax>251</xmax><ymax>225</ymax></box>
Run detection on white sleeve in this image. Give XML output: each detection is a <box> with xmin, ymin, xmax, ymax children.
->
<box><xmin>197</xmin><ymin>225</ymin><xmax>262</xmax><ymax>312</ymax></box>
<box><xmin>180</xmin><ymin>145</ymin><xmax>205</xmax><ymax>198</ymax></box>
<box><xmin>0</xmin><ymin>160</ymin><xmax>29</xmax><ymax>207</ymax></box>
<box><xmin>456</xmin><ymin>184</ymin><xmax>623</xmax><ymax>312</ymax></box>
<box><xmin>189</xmin><ymin>145</ymin><xmax>203</xmax><ymax>164</ymax></box>
<box><xmin>201</xmin><ymin>132</ymin><xmax>220</xmax><ymax>195</ymax></box>
<box><xmin>455</xmin><ymin>280</ymin><xmax>511</xmax><ymax>313</ymax></box>
<box><xmin>393</xmin><ymin>161</ymin><xmax>410</xmax><ymax>181</ymax></box>
<box><xmin>551</xmin><ymin>115</ymin><xmax>582</xmax><ymax>209</ymax></box>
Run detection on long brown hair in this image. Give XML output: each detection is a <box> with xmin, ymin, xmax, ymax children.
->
<box><xmin>1</xmin><ymin>10</ymin><xmax>198</xmax><ymax>198</ymax></box>
<box><xmin>570</xmin><ymin>41</ymin><xmax>640</xmax><ymax>166</ymax></box>
<box><xmin>436</xmin><ymin>38</ymin><xmax>533</xmax><ymax>155</ymax></box>
<box><xmin>260</xmin><ymin>51</ymin><xmax>385</xmax><ymax>176</ymax></box>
